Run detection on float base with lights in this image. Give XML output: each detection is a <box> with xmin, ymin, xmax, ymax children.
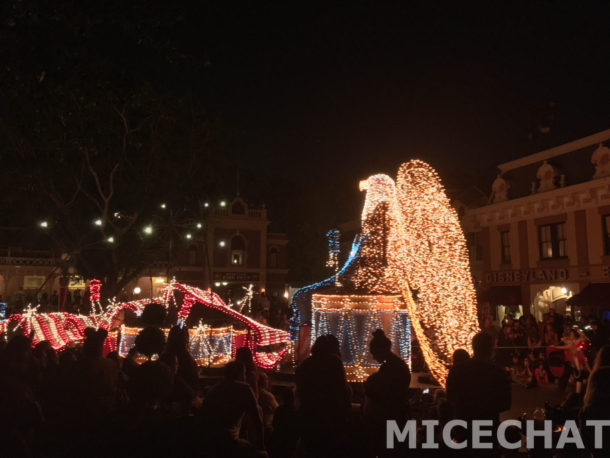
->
<box><xmin>291</xmin><ymin>160</ymin><xmax>480</xmax><ymax>386</ymax></box>
<box><xmin>0</xmin><ymin>279</ymin><xmax>290</xmax><ymax>370</ymax></box>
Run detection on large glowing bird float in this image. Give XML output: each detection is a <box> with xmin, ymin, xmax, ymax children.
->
<box><xmin>291</xmin><ymin>160</ymin><xmax>479</xmax><ymax>386</ymax></box>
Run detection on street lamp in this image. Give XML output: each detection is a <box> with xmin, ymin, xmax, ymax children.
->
<box><xmin>39</xmin><ymin>221</ymin><xmax>48</xmax><ymax>228</ymax></box>
<box><xmin>160</xmin><ymin>203</ymin><xmax>167</xmax><ymax>209</ymax></box>
<box><xmin>94</xmin><ymin>219</ymin><xmax>102</xmax><ymax>226</ymax></box>
<box><xmin>133</xmin><ymin>286</ymin><xmax>141</xmax><ymax>295</ymax></box>
<box><xmin>106</xmin><ymin>236</ymin><xmax>115</xmax><ymax>243</ymax></box>
<box><xmin>220</xmin><ymin>201</ymin><xmax>226</xmax><ymax>207</ymax></box>
<box><xmin>185</xmin><ymin>233</ymin><xmax>192</xmax><ymax>240</ymax></box>
<box><xmin>143</xmin><ymin>225</ymin><xmax>153</xmax><ymax>235</ymax></box>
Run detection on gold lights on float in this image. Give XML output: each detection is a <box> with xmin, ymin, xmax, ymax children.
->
<box><xmin>356</xmin><ymin>160</ymin><xmax>479</xmax><ymax>386</ymax></box>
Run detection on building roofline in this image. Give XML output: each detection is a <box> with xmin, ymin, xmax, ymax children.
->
<box><xmin>498</xmin><ymin>129</ymin><xmax>610</xmax><ymax>173</ymax></box>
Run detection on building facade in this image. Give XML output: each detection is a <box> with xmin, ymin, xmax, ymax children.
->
<box><xmin>462</xmin><ymin>129</ymin><xmax>610</xmax><ymax>322</ymax></box>
<box><xmin>132</xmin><ymin>196</ymin><xmax>289</xmax><ymax>302</ymax></box>
<box><xmin>1</xmin><ymin>196</ymin><xmax>289</xmax><ymax>306</ymax></box>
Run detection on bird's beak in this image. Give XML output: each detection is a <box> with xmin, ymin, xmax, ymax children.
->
<box><xmin>359</xmin><ymin>179</ymin><xmax>369</xmax><ymax>191</ymax></box>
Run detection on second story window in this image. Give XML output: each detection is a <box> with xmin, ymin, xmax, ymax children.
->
<box><xmin>231</xmin><ymin>235</ymin><xmax>246</xmax><ymax>265</ymax></box>
<box><xmin>466</xmin><ymin>232</ymin><xmax>484</xmax><ymax>262</ymax></box>
<box><xmin>538</xmin><ymin>222</ymin><xmax>566</xmax><ymax>260</ymax></box>
<box><xmin>500</xmin><ymin>231</ymin><xmax>511</xmax><ymax>264</ymax></box>
<box><xmin>603</xmin><ymin>215</ymin><xmax>610</xmax><ymax>255</ymax></box>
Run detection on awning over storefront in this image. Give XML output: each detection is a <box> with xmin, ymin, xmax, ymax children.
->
<box><xmin>478</xmin><ymin>286</ymin><xmax>522</xmax><ymax>306</ymax></box>
<box><xmin>567</xmin><ymin>283</ymin><xmax>610</xmax><ymax>309</ymax></box>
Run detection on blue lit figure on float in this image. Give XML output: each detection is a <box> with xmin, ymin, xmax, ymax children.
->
<box><xmin>290</xmin><ymin>174</ymin><xmax>411</xmax><ymax>381</ymax></box>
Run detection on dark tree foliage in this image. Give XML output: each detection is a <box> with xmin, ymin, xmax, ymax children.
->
<box><xmin>0</xmin><ymin>0</ymin><xmax>230</xmax><ymax>298</ymax></box>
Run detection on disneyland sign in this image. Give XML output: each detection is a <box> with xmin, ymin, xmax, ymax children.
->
<box><xmin>484</xmin><ymin>268</ymin><xmax>569</xmax><ymax>285</ymax></box>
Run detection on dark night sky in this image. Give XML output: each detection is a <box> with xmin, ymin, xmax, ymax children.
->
<box><xmin>4</xmin><ymin>1</ymin><xmax>610</xmax><ymax>233</ymax></box>
<box><xmin>196</xmin><ymin>1</ymin><xmax>608</xmax><ymax>202</ymax></box>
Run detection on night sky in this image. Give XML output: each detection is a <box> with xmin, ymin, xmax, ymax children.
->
<box><xmin>3</xmin><ymin>1</ymin><xmax>609</xmax><ymax>269</ymax></box>
<box><xmin>200</xmin><ymin>3</ymin><xmax>609</xmax><ymax>196</ymax></box>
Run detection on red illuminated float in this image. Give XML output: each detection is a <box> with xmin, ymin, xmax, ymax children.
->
<box><xmin>0</xmin><ymin>280</ymin><xmax>290</xmax><ymax>370</ymax></box>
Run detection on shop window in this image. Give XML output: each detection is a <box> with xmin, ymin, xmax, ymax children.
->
<box><xmin>603</xmin><ymin>215</ymin><xmax>610</xmax><ymax>255</ymax></box>
<box><xmin>500</xmin><ymin>231</ymin><xmax>511</xmax><ymax>264</ymax></box>
<box><xmin>538</xmin><ymin>222</ymin><xmax>566</xmax><ymax>259</ymax></box>
<box><xmin>231</xmin><ymin>235</ymin><xmax>246</xmax><ymax>265</ymax></box>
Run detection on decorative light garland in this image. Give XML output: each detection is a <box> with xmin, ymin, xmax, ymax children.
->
<box><xmin>1</xmin><ymin>281</ymin><xmax>290</xmax><ymax>370</ymax></box>
<box><xmin>291</xmin><ymin>160</ymin><xmax>479</xmax><ymax>386</ymax></box>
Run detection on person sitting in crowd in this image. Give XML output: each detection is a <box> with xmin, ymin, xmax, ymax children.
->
<box><xmin>364</xmin><ymin>328</ymin><xmax>411</xmax><ymax>457</ymax></box>
<box><xmin>295</xmin><ymin>334</ymin><xmax>351</xmax><ymax>458</ymax></box>
<box><xmin>163</xmin><ymin>325</ymin><xmax>201</xmax><ymax>413</ymax></box>
<box><xmin>591</xmin><ymin>343</ymin><xmax>610</xmax><ymax>373</ymax></box>
<box><xmin>129</xmin><ymin>326</ymin><xmax>172</xmax><ymax>409</ymax></box>
<box><xmin>535</xmin><ymin>360</ymin><xmax>550</xmax><ymax>385</ymax></box>
<box><xmin>452</xmin><ymin>348</ymin><xmax>470</xmax><ymax>367</ymax></box>
<box><xmin>447</xmin><ymin>332</ymin><xmax>511</xmax><ymax>424</ymax></box>
<box><xmin>270</xmin><ymin>387</ymin><xmax>299</xmax><ymax>458</ymax></box>
<box><xmin>579</xmin><ymin>367</ymin><xmax>610</xmax><ymax>457</ymax></box>
<box><xmin>258</xmin><ymin>372</ymin><xmax>279</xmax><ymax>438</ymax></box>
<box><xmin>236</xmin><ymin>346</ymin><xmax>260</xmax><ymax>400</ymax></box>
<box><xmin>200</xmin><ymin>360</ymin><xmax>267</xmax><ymax>458</ymax></box>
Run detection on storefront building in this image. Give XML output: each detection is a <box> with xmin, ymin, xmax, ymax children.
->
<box><xmin>131</xmin><ymin>196</ymin><xmax>288</xmax><ymax>303</ymax></box>
<box><xmin>462</xmin><ymin>129</ymin><xmax>610</xmax><ymax>322</ymax></box>
<box><xmin>1</xmin><ymin>196</ymin><xmax>289</xmax><ymax>306</ymax></box>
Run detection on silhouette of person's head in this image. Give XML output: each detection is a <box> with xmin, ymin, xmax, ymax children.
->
<box><xmin>135</xmin><ymin>326</ymin><xmax>166</xmax><ymax>359</ymax></box>
<box><xmin>235</xmin><ymin>346</ymin><xmax>255</xmax><ymax>371</ymax></box>
<box><xmin>166</xmin><ymin>324</ymin><xmax>189</xmax><ymax>354</ymax></box>
<box><xmin>225</xmin><ymin>360</ymin><xmax>246</xmax><ymax>382</ymax></box>
<box><xmin>593</xmin><ymin>344</ymin><xmax>610</xmax><ymax>372</ymax></box>
<box><xmin>472</xmin><ymin>332</ymin><xmax>494</xmax><ymax>361</ymax></box>
<box><xmin>452</xmin><ymin>348</ymin><xmax>470</xmax><ymax>366</ymax></box>
<box><xmin>584</xmin><ymin>367</ymin><xmax>610</xmax><ymax>408</ymax></box>
<box><xmin>83</xmin><ymin>328</ymin><xmax>107</xmax><ymax>359</ymax></box>
<box><xmin>369</xmin><ymin>329</ymin><xmax>392</xmax><ymax>363</ymax></box>
<box><xmin>311</xmin><ymin>334</ymin><xmax>340</xmax><ymax>359</ymax></box>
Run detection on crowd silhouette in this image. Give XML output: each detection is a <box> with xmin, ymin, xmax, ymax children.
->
<box><xmin>1</xmin><ymin>321</ymin><xmax>609</xmax><ymax>457</ymax></box>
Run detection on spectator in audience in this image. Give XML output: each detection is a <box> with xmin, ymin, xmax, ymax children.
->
<box><xmin>236</xmin><ymin>346</ymin><xmax>260</xmax><ymax>400</ymax></box>
<box><xmin>270</xmin><ymin>387</ymin><xmax>299</xmax><ymax>458</ymax></box>
<box><xmin>164</xmin><ymin>325</ymin><xmax>200</xmax><ymax>411</ymax></box>
<box><xmin>579</xmin><ymin>367</ymin><xmax>610</xmax><ymax>457</ymax></box>
<box><xmin>591</xmin><ymin>344</ymin><xmax>610</xmax><ymax>373</ymax></box>
<box><xmin>295</xmin><ymin>334</ymin><xmax>350</xmax><ymax>457</ymax></box>
<box><xmin>129</xmin><ymin>326</ymin><xmax>172</xmax><ymax>409</ymax></box>
<box><xmin>535</xmin><ymin>361</ymin><xmax>549</xmax><ymax>385</ymax></box>
<box><xmin>364</xmin><ymin>328</ymin><xmax>411</xmax><ymax>457</ymax></box>
<box><xmin>452</xmin><ymin>348</ymin><xmax>471</xmax><ymax>367</ymax></box>
<box><xmin>200</xmin><ymin>361</ymin><xmax>267</xmax><ymax>458</ymax></box>
<box><xmin>258</xmin><ymin>372</ymin><xmax>278</xmax><ymax>434</ymax></box>
<box><xmin>447</xmin><ymin>332</ymin><xmax>511</xmax><ymax>424</ymax></box>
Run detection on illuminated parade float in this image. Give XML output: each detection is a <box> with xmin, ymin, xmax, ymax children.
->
<box><xmin>0</xmin><ymin>280</ymin><xmax>290</xmax><ymax>370</ymax></box>
<box><xmin>291</xmin><ymin>160</ymin><xmax>480</xmax><ymax>385</ymax></box>
<box><xmin>0</xmin><ymin>160</ymin><xmax>479</xmax><ymax>385</ymax></box>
